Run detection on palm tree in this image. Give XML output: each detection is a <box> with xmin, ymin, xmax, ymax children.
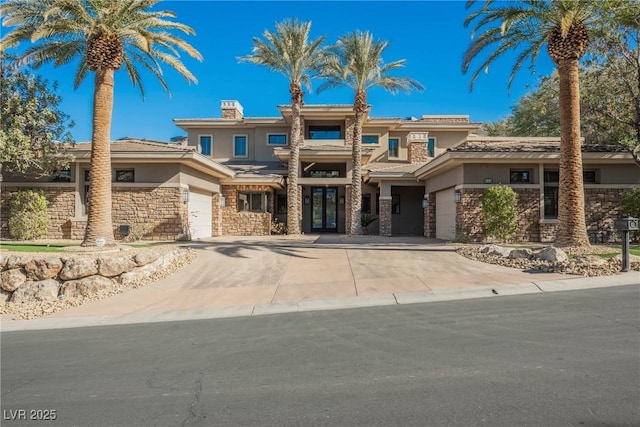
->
<box><xmin>1</xmin><ymin>0</ymin><xmax>202</xmax><ymax>247</ymax></box>
<box><xmin>319</xmin><ymin>31</ymin><xmax>423</xmax><ymax>235</ymax></box>
<box><xmin>463</xmin><ymin>0</ymin><xmax>597</xmax><ymax>248</ymax></box>
<box><xmin>238</xmin><ymin>19</ymin><xmax>326</xmax><ymax>235</ymax></box>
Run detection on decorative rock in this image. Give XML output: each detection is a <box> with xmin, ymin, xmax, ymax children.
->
<box><xmin>60</xmin><ymin>275</ymin><xmax>114</xmax><ymax>298</ymax></box>
<box><xmin>97</xmin><ymin>256</ymin><xmax>136</xmax><ymax>277</ymax></box>
<box><xmin>609</xmin><ymin>253</ymin><xmax>640</xmax><ymax>263</ymax></box>
<box><xmin>1</xmin><ymin>268</ymin><xmax>27</xmax><ymax>292</ymax></box>
<box><xmin>534</xmin><ymin>247</ymin><xmax>568</xmax><ymax>262</ymax></box>
<box><xmin>508</xmin><ymin>248</ymin><xmax>532</xmax><ymax>259</ymax></box>
<box><xmin>573</xmin><ymin>255</ymin><xmax>608</xmax><ymax>266</ymax></box>
<box><xmin>0</xmin><ymin>255</ymin><xmax>6</xmax><ymax>270</ymax></box>
<box><xmin>122</xmin><ymin>250</ymin><xmax>177</xmax><ymax>285</ymax></box>
<box><xmin>5</xmin><ymin>255</ymin><xmax>29</xmax><ymax>270</ymax></box>
<box><xmin>11</xmin><ymin>279</ymin><xmax>60</xmax><ymax>303</ymax></box>
<box><xmin>133</xmin><ymin>250</ymin><xmax>161</xmax><ymax>267</ymax></box>
<box><xmin>59</xmin><ymin>258</ymin><xmax>98</xmax><ymax>280</ymax></box>
<box><xmin>1</xmin><ymin>288</ymin><xmax>11</xmax><ymax>304</ymax></box>
<box><xmin>24</xmin><ymin>257</ymin><xmax>64</xmax><ymax>280</ymax></box>
<box><xmin>479</xmin><ymin>244</ymin><xmax>511</xmax><ymax>257</ymax></box>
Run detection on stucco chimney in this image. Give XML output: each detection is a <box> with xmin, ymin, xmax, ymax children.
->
<box><xmin>221</xmin><ymin>100</ymin><xmax>244</xmax><ymax>119</ymax></box>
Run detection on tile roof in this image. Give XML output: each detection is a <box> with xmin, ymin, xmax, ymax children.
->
<box><xmin>70</xmin><ymin>138</ymin><xmax>194</xmax><ymax>153</ymax></box>
<box><xmin>449</xmin><ymin>140</ymin><xmax>630</xmax><ymax>153</ymax></box>
<box><xmin>364</xmin><ymin>162</ymin><xmax>423</xmax><ymax>174</ymax></box>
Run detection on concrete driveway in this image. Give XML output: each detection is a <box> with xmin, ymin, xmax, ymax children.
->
<box><xmin>42</xmin><ymin>234</ymin><xmax>580</xmax><ymax>320</ymax></box>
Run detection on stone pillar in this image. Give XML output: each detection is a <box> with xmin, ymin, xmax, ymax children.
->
<box><xmin>345</xmin><ymin>185</ymin><xmax>352</xmax><ymax>234</ymax></box>
<box><xmin>408</xmin><ymin>142</ymin><xmax>428</xmax><ymax>164</ymax></box>
<box><xmin>379</xmin><ymin>196</ymin><xmax>392</xmax><ymax>236</ymax></box>
<box><xmin>423</xmin><ymin>193</ymin><xmax>436</xmax><ymax>238</ymax></box>
<box><xmin>211</xmin><ymin>193</ymin><xmax>222</xmax><ymax>237</ymax></box>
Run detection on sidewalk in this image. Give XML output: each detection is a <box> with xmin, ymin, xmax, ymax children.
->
<box><xmin>2</xmin><ymin>235</ymin><xmax>638</xmax><ymax>332</ymax></box>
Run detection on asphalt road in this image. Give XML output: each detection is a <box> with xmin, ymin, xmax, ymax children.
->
<box><xmin>1</xmin><ymin>286</ymin><xmax>639</xmax><ymax>427</ymax></box>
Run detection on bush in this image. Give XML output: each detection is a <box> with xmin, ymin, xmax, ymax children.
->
<box><xmin>361</xmin><ymin>213</ymin><xmax>378</xmax><ymax>235</ymax></box>
<box><xmin>8</xmin><ymin>189</ymin><xmax>49</xmax><ymax>240</ymax></box>
<box><xmin>271</xmin><ymin>219</ymin><xmax>288</xmax><ymax>235</ymax></box>
<box><xmin>621</xmin><ymin>187</ymin><xmax>640</xmax><ymax>241</ymax></box>
<box><xmin>123</xmin><ymin>222</ymin><xmax>157</xmax><ymax>242</ymax></box>
<box><xmin>482</xmin><ymin>185</ymin><xmax>518</xmax><ymax>242</ymax></box>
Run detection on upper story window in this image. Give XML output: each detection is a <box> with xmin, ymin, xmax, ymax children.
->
<box><xmin>510</xmin><ymin>170</ymin><xmax>531</xmax><ymax>183</ymax></box>
<box><xmin>309</xmin><ymin>170</ymin><xmax>340</xmax><ymax>178</ymax></box>
<box><xmin>388</xmin><ymin>138</ymin><xmax>399</xmax><ymax>158</ymax></box>
<box><xmin>234</xmin><ymin>135</ymin><xmax>248</xmax><ymax>158</ymax></box>
<box><xmin>427</xmin><ymin>138</ymin><xmax>435</xmax><ymax>158</ymax></box>
<box><xmin>199</xmin><ymin>135</ymin><xmax>212</xmax><ymax>156</ymax></box>
<box><xmin>583</xmin><ymin>170</ymin><xmax>597</xmax><ymax>183</ymax></box>
<box><xmin>545</xmin><ymin>169</ymin><xmax>598</xmax><ymax>184</ymax></box>
<box><xmin>362</xmin><ymin>135</ymin><xmax>379</xmax><ymax>145</ymax></box>
<box><xmin>267</xmin><ymin>134</ymin><xmax>287</xmax><ymax>145</ymax></box>
<box><xmin>308</xmin><ymin>125</ymin><xmax>341</xmax><ymax>139</ymax></box>
<box><xmin>115</xmin><ymin>169</ymin><xmax>135</xmax><ymax>182</ymax></box>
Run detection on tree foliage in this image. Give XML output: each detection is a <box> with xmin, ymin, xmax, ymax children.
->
<box><xmin>482</xmin><ymin>185</ymin><xmax>518</xmax><ymax>242</ymax></box>
<box><xmin>621</xmin><ymin>187</ymin><xmax>640</xmax><ymax>241</ymax></box>
<box><xmin>8</xmin><ymin>189</ymin><xmax>49</xmax><ymax>240</ymax></box>
<box><xmin>0</xmin><ymin>54</ymin><xmax>74</xmax><ymax>178</ymax></box>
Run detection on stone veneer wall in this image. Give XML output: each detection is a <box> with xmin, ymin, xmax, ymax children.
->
<box><xmin>221</xmin><ymin>185</ymin><xmax>273</xmax><ymax>236</ymax></box>
<box><xmin>456</xmin><ymin>188</ymin><xmax>540</xmax><ymax>243</ymax></box>
<box><xmin>1</xmin><ymin>186</ymin><xmax>76</xmax><ymax>240</ymax></box>
<box><xmin>345</xmin><ymin>185</ymin><xmax>352</xmax><ymax>234</ymax></box>
<box><xmin>408</xmin><ymin>142</ymin><xmax>428</xmax><ymax>164</ymax></box>
<box><xmin>211</xmin><ymin>193</ymin><xmax>222</xmax><ymax>237</ymax></box>
<box><xmin>111</xmin><ymin>187</ymin><xmax>186</xmax><ymax>240</ymax></box>
<box><xmin>379</xmin><ymin>196</ymin><xmax>392</xmax><ymax>236</ymax></box>
<box><xmin>584</xmin><ymin>188</ymin><xmax>625</xmax><ymax>243</ymax></box>
<box><xmin>423</xmin><ymin>193</ymin><xmax>436</xmax><ymax>238</ymax></box>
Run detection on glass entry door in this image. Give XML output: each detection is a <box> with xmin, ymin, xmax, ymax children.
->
<box><xmin>311</xmin><ymin>187</ymin><xmax>338</xmax><ymax>232</ymax></box>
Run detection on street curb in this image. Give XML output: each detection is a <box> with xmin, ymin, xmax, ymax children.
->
<box><xmin>1</xmin><ymin>273</ymin><xmax>638</xmax><ymax>332</ymax></box>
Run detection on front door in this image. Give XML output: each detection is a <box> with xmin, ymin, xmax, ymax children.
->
<box><xmin>311</xmin><ymin>187</ymin><xmax>338</xmax><ymax>232</ymax></box>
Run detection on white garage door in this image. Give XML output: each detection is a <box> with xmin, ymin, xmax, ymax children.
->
<box><xmin>188</xmin><ymin>190</ymin><xmax>212</xmax><ymax>239</ymax></box>
<box><xmin>436</xmin><ymin>189</ymin><xmax>456</xmax><ymax>241</ymax></box>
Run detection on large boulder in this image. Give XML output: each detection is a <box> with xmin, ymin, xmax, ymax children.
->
<box><xmin>59</xmin><ymin>258</ymin><xmax>98</xmax><ymax>280</ymax></box>
<box><xmin>534</xmin><ymin>247</ymin><xmax>568</xmax><ymax>263</ymax></box>
<box><xmin>479</xmin><ymin>244</ymin><xmax>511</xmax><ymax>258</ymax></box>
<box><xmin>121</xmin><ymin>250</ymin><xmax>176</xmax><ymax>285</ymax></box>
<box><xmin>4</xmin><ymin>255</ymin><xmax>29</xmax><ymax>270</ymax></box>
<box><xmin>97</xmin><ymin>256</ymin><xmax>136</xmax><ymax>277</ymax></box>
<box><xmin>60</xmin><ymin>275</ymin><xmax>114</xmax><ymax>298</ymax></box>
<box><xmin>24</xmin><ymin>257</ymin><xmax>64</xmax><ymax>280</ymax></box>
<box><xmin>1</xmin><ymin>289</ymin><xmax>11</xmax><ymax>304</ymax></box>
<box><xmin>133</xmin><ymin>250</ymin><xmax>161</xmax><ymax>267</ymax></box>
<box><xmin>1</xmin><ymin>268</ymin><xmax>27</xmax><ymax>292</ymax></box>
<box><xmin>572</xmin><ymin>255</ymin><xmax>608</xmax><ymax>266</ymax></box>
<box><xmin>508</xmin><ymin>248</ymin><xmax>532</xmax><ymax>259</ymax></box>
<box><xmin>11</xmin><ymin>279</ymin><xmax>60</xmax><ymax>303</ymax></box>
<box><xmin>0</xmin><ymin>254</ymin><xmax>6</xmax><ymax>271</ymax></box>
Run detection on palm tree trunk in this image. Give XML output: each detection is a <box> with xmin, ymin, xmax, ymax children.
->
<box><xmin>82</xmin><ymin>68</ymin><xmax>116</xmax><ymax>246</ymax></box>
<box><xmin>350</xmin><ymin>93</ymin><xmax>365</xmax><ymax>235</ymax></box>
<box><xmin>556</xmin><ymin>59</ymin><xmax>589</xmax><ymax>248</ymax></box>
<box><xmin>287</xmin><ymin>85</ymin><xmax>302</xmax><ymax>235</ymax></box>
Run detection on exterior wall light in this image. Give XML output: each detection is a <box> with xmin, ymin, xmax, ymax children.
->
<box><xmin>422</xmin><ymin>198</ymin><xmax>429</xmax><ymax>208</ymax></box>
<box><xmin>304</xmin><ymin>196</ymin><xmax>310</xmax><ymax>205</ymax></box>
<box><xmin>182</xmin><ymin>188</ymin><xmax>190</xmax><ymax>203</ymax></box>
<box><xmin>484</xmin><ymin>178</ymin><xmax>493</xmax><ymax>184</ymax></box>
<box><xmin>454</xmin><ymin>189</ymin><xmax>461</xmax><ymax>203</ymax></box>
<box><xmin>339</xmin><ymin>196</ymin><xmax>345</xmax><ymax>205</ymax></box>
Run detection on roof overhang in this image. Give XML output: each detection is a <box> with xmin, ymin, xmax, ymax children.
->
<box><xmin>273</xmin><ymin>147</ymin><xmax>373</xmax><ymax>162</ymax></box>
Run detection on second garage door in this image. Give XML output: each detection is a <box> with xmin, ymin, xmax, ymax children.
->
<box><xmin>436</xmin><ymin>189</ymin><xmax>456</xmax><ymax>241</ymax></box>
<box><xmin>188</xmin><ymin>190</ymin><xmax>212</xmax><ymax>239</ymax></box>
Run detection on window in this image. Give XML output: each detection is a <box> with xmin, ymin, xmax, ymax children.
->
<box><xmin>362</xmin><ymin>135</ymin><xmax>379</xmax><ymax>145</ymax></box>
<box><xmin>392</xmin><ymin>194</ymin><xmax>400</xmax><ymax>214</ymax></box>
<box><xmin>276</xmin><ymin>194</ymin><xmax>287</xmax><ymax>214</ymax></box>
<box><xmin>199</xmin><ymin>136</ymin><xmax>212</xmax><ymax>155</ymax></box>
<box><xmin>308</xmin><ymin>125</ymin><xmax>341</xmax><ymax>139</ymax></box>
<box><xmin>268</xmin><ymin>134</ymin><xmax>287</xmax><ymax>145</ymax></box>
<box><xmin>238</xmin><ymin>192</ymin><xmax>266</xmax><ymax>212</ymax></box>
<box><xmin>544</xmin><ymin>187</ymin><xmax>559</xmax><ymax>219</ymax></box>
<box><xmin>84</xmin><ymin>170</ymin><xmax>91</xmax><ymax>181</ymax></box>
<box><xmin>362</xmin><ymin>194</ymin><xmax>371</xmax><ymax>214</ymax></box>
<box><xmin>376</xmin><ymin>193</ymin><xmax>380</xmax><ymax>214</ymax></box>
<box><xmin>510</xmin><ymin>170</ymin><xmax>531</xmax><ymax>183</ymax></box>
<box><xmin>427</xmin><ymin>138</ymin><xmax>435</xmax><ymax>158</ymax></box>
<box><xmin>51</xmin><ymin>168</ymin><xmax>71</xmax><ymax>182</ymax></box>
<box><xmin>388</xmin><ymin>138</ymin><xmax>399</xmax><ymax>158</ymax></box>
<box><xmin>115</xmin><ymin>169</ymin><xmax>134</xmax><ymax>182</ymax></box>
<box><xmin>309</xmin><ymin>170</ymin><xmax>340</xmax><ymax>178</ymax></box>
<box><xmin>234</xmin><ymin>135</ymin><xmax>247</xmax><ymax>158</ymax></box>
<box><xmin>544</xmin><ymin>170</ymin><xmax>559</xmax><ymax>183</ymax></box>
<box><xmin>583</xmin><ymin>170</ymin><xmax>597</xmax><ymax>183</ymax></box>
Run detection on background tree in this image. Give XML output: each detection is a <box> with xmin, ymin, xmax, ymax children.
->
<box><xmin>239</xmin><ymin>19</ymin><xmax>327</xmax><ymax>235</ymax></box>
<box><xmin>0</xmin><ymin>0</ymin><xmax>202</xmax><ymax>247</ymax></box>
<box><xmin>0</xmin><ymin>54</ymin><xmax>74</xmax><ymax>180</ymax></box>
<box><xmin>319</xmin><ymin>31</ymin><xmax>422</xmax><ymax>234</ymax></box>
<box><xmin>463</xmin><ymin>0</ymin><xmax>597</xmax><ymax>248</ymax></box>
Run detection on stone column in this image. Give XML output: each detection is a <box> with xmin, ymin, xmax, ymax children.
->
<box><xmin>423</xmin><ymin>193</ymin><xmax>436</xmax><ymax>238</ymax></box>
<box><xmin>408</xmin><ymin>142</ymin><xmax>428</xmax><ymax>164</ymax></box>
<box><xmin>345</xmin><ymin>185</ymin><xmax>352</xmax><ymax>234</ymax></box>
<box><xmin>211</xmin><ymin>193</ymin><xmax>222</xmax><ymax>237</ymax></box>
<box><xmin>379</xmin><ymin>196</ymin><xmax>392</xmax><ymax>236</ymax></box>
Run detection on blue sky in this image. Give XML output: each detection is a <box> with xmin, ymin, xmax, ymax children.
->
<box><xmin>8</xmin><ymin>0</ymin><xmax>555</xmax><ymax>142</ymax></box>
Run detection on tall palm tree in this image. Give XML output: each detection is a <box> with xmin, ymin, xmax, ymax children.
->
<box><xmin>319</xmin><ymin>31</ymin><xmax>423</xmax><ymax>235</ymax></box>
<box><xmin>1</xmin><ymin>0</ymin><xmax>202</xmax><ymax>247</ymax></box>
<box><xmin>463</xmin><ymin>0</ymin><xmax>597</xmax><ymax>248</ymax></box>
<box><xmin>238</xmin><ymin>19</ymin><xmax>326</xmax><ymax>235</ymax></box>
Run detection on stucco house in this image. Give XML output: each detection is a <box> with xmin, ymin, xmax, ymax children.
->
<box><xmin>1</xmin><ymin>100</ymin><xmax>638</xmax><ymax>242</ymax></box>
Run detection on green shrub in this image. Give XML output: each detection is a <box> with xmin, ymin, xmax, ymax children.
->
<box><xmin>621</xmin><ymin>187</ymin><xmax>640</xmax><ymax>241</ymax></box>
<box><xmin>123</xmin><ymin>222</ymin><xmax>157</xmax><ymax>242</ymax></box>
<box><xmin>8</xmin><ymin>189</ymin><xmax>49</xmax><ymax>240</ymax></box>
<box><xmin>361</xmin><ymin>213</ymin><xmax>378</xmax><ymax>235</ymax></box>
<box><xmin>482</xmin><ymin>184</ymin><xmax>518</xmax><ymax>242</ymax></box>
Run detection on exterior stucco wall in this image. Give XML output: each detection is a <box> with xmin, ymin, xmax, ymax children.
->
<box><xmin>425</xmin><ymin>166</ymin><xmax>464</xmax><ymax>193</ymax></box>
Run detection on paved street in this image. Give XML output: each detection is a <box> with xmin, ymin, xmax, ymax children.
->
<box><xmin>2</xmin><ymin>285</ymin><xmax>639</xmax><ymax>426</ymax></box>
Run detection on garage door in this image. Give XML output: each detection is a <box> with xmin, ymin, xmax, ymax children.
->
<box><xmin>188</xmin><ymin>190</ymin><xmax>212</xmax><ymax>239</ymax></box>
<box><xmin>436</xmin><ymin>189</ymin><xmax>456</xmax><ymax>241</ymax></box>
